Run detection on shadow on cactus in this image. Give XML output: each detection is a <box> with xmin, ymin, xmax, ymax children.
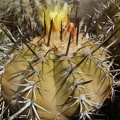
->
<box><xmin>0</xmin><ymin>0</ymin><xmax>118</xmax><ymax>120</ymax></box>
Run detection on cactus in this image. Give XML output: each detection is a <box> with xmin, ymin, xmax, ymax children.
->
<box><xmin>92</xmin><ymin>0</ymin><xmax>120</xmax><ymax>70</ymax></box>
<box><xmin>0</xmin><ymin>0</ymin><xmax>118</xmax><ymax>120</ymax></box>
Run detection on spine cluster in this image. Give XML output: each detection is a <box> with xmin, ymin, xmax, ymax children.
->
<box><xmin>0</xmin><ymin>0</ymin><xmax>120</xmax><ymax>120</ymax></box>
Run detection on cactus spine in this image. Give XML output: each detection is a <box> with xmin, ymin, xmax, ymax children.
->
<box><xmin>0</xmin><ymin>0</ymin><xmax>118</xmax><ymax>119</ymax></box>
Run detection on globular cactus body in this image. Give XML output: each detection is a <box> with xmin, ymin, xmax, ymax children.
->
<box><xmin>1</xmin><ymin>35</ymin><xmax>112</xmax><ymax>119</ymax></box>
<box><xmin>0</xmin><ymin>0</ymin><xmax>115</xmax><ymax>120</ymax></box>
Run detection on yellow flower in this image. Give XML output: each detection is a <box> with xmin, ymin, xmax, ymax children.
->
<box><xmin>37</xmin><ymin>0</ymin><xmax>73</xmax><ymax>33</ymax></box>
